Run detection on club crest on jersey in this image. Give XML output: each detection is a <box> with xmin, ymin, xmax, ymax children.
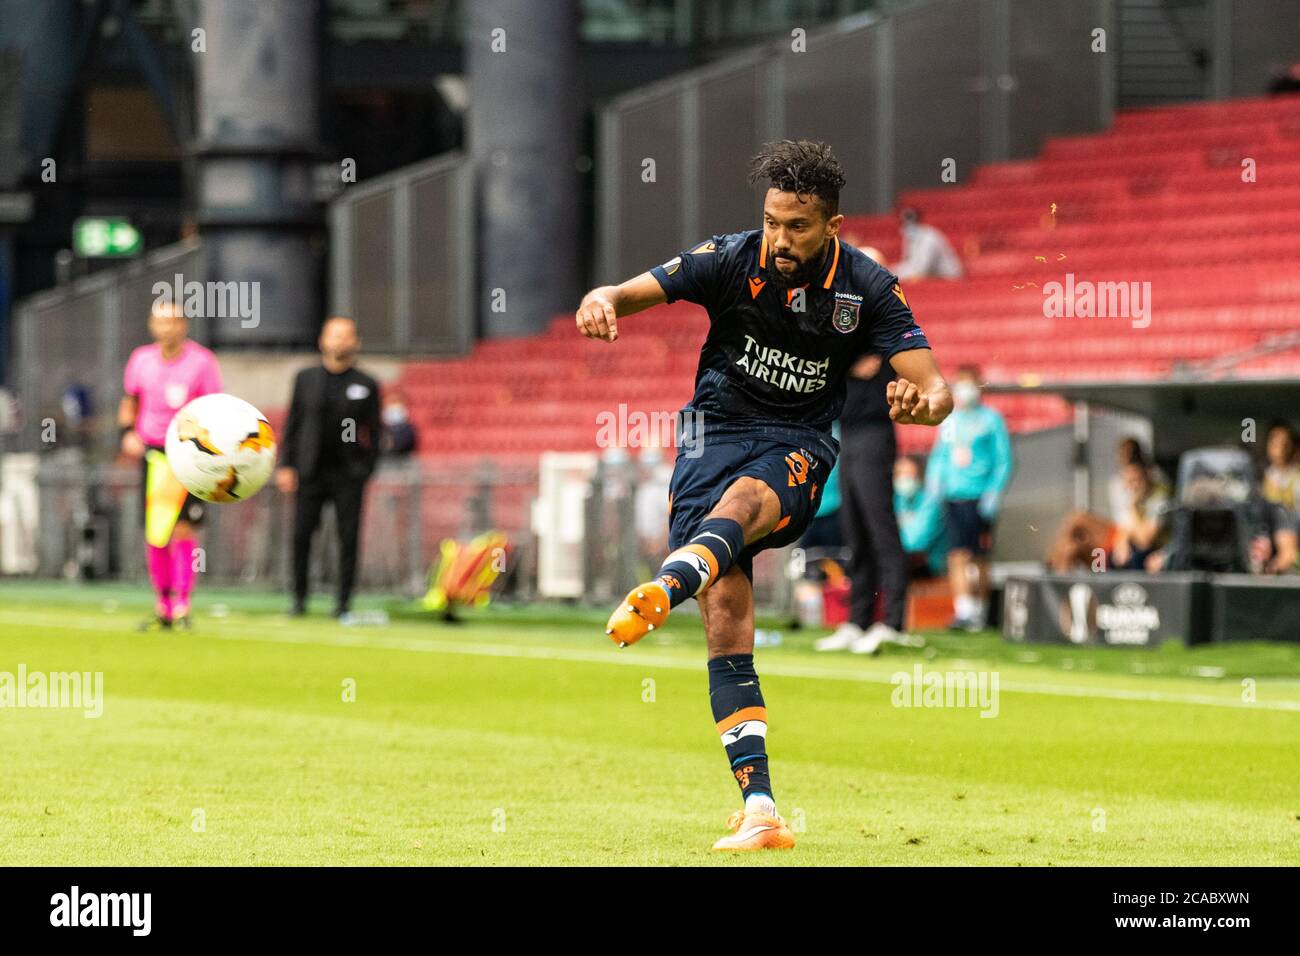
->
<box><xmin>832</xmin><ymin>300</ymin><xmax>860</xmax><ymax>334</ymax></box>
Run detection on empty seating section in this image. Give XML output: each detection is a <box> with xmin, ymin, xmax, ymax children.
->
<box><xmin>398</xmin><ymin>94</ymin><xmax>1300</xmax><ymax>483</ymax></box>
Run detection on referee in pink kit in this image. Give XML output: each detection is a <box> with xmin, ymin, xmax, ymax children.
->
<box><xmin>117</xmin><ymin>300</ymin><xmax>223</xmax><ymax>631</ymax></box>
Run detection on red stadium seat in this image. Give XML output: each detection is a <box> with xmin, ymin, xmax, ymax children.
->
<box><xmin>364</xmin><ymin>95</ymin><xmax>1300</xmax><ymax>474</ymax></box>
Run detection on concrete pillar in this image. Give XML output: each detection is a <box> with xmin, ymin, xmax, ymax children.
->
<box><xmin>465</xmin><ymin>0</ymin><xmax>582</xmax><ymax>338</ymax></box>
<box><xmin>193</xmin><ymin>0</ymin><xmax>322</xmax><ymax>347</ymax></box>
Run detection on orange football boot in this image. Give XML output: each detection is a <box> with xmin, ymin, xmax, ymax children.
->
<box><xmin>711</xmin><ymin>810</ymin><xmax>797</xmax><ymax>851</ymax></box>
<box><xmin>605</xmin><ymin>582</ymin><xmax>670</xmax><ymax>647</ymax></box>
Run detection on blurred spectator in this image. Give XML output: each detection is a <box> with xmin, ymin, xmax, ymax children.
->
<box><xmin>816</xmin><ymin>354</ymin><xmax>910</xmax><ymax>654</ymax></box>
<box><xmin>799</xmin><ymin>423</ymin><xmax>843</xmax><ymax>550</ymax></box>
<box><xmin>858</xmin><ymin>244</ymin><xmax>885</xmax><ymax>266</ymax></box>
<box><xmin>1261</xmin><ymin>422</ymin><xmax>1300</xmax><ymax>518</ymax></box>
<box><xmin>1149</xmin><ymin>480</ymin><xmax>1297</xmax><ymax>575</ymax></box>
<box><xmin>893</xmin><ymin>455</ymin><xmax>947</xmax><ymax>577</ymax></box>
<box><xmin>1243</xmin><ymin>501</ymin><xmax>1299</xmax><ymax>574</ymax></box>
<box><xmin>792</xmin><ymin>430</ymin><xmax>848</xmax><ymax>632</ymax></box>
<box><xmin>60</xmin><ymin>382</ymin><xmax>95</xmax><ymax>451</ymax></box>
<box><xmin>1107</xmin><ymin>436</ymin><xmax>1168</xmax><ymax>521</ymax></box>
<box><xmin>1111</xmin><ymin>461</ymin><xmax>1170</xmax><ymax>570</ymax></box>
<box><xmin>927</xmin><ymin>365</ymin><xmax>1012</xmax><ymax>631</ymax></box>
<box><xmin>893</xmin><ymin>207</ymin><xmax>963</xmax><ymax>281</ymax></box>
<box><xmin>0</xmin><ymin>388</ymin><xmax>19</xmax><ymax>434</ymax></box>
<box><xmin>1267</xmin><ymin>63</ymin><xmax>1300</xmax><ymax>95</ymax></box>
<box><xmin>1046</xmin><ymin>510</ymin><xmax>1115</xmax><ymax>573</ymax></box>
<box><xmin>634</xmin><ymin>446</ymin><xmax>674</xmax><ymax>561</ymax></box>
<box><xmin>380</xmin><ymin>387</ymin><xmax>418</xmax><ymax>458</ymax></box>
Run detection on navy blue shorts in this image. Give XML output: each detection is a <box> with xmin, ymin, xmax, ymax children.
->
<box><xmin>945</xmin><ymin>499</ymin><xmax>991</xmax><ymax>556</ymax></box>
<box><xmin>668</xmin><ymin>437</ymin><xmax>828</xmax><ymax>581</ymax></box>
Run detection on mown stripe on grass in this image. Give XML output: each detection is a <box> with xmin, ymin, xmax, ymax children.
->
<box><xmin>3</xmin><ymin>610</ymin><xmax>1299</xmax><ymax>713</ymax></box>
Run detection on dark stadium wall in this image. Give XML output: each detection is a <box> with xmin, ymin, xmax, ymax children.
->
<box><xmin>595</xmin><ymin>0</ymin><xmax>1115</xmax><ymax>284</ymax></box>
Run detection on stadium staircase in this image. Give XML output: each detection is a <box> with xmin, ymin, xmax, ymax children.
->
<box><xmin>393</xmin><ymin>94</ymin><xmax>1300</xmax><ymax>541</ymax></box>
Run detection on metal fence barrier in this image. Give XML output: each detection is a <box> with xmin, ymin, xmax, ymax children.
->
<box><xmin>17</xmin><ymin>450</ymin><xmax>799</xmax><ymax>612</ymax></box>
<box><xmin>13</xmin><ymin>241</ymin><xmax>204</xmax><ymax>457</ymax></box>
<box><xmin>28</xmin><ymin>457</ymin><xmax>532</xmax><ymax>595</ymax></box>
<box><xmin>329</xmin><ymin>151</ymin><xmax>474</xmax><ymax>355</ymax></box>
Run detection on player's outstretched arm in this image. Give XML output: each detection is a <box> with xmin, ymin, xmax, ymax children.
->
<box><xmin>886</xmin><ymin>348</ymin><xmax>953</xmax><ymax>427</ymax></box>
<box><xmin>575</xmin><ymin>271</ymin><xmax>667</xmax><ymax>343</ymax></box>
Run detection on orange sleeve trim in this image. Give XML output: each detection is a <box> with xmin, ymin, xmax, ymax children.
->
<box><xmin>772</xmin><ymin>515</ymin><xmax>791</xmax><ymax>533</ymax></box>
<box><xmin>759</xmin><ymin>235</ymin><xmax>768</xmax><ymax>269</ymax></box>
<box><xmin>822</xmin><ymin>237</ymin><xmax>841</xmax><ymax>289</ymax></box>
<box><xmin>716</xmin><ymin>705</ymin><xmax>768</xmax><ymax>734</ymax></box>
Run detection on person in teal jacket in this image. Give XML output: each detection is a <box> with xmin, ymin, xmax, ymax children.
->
<box><xmin>894</xmin><ymin>456</ymin><xmax>947</xmax><ymax>576</ymax></box>
<box><xmin>925</xmin><ymin>365</ymin><xmax>1013</xmax><ymax>631</ymax></box>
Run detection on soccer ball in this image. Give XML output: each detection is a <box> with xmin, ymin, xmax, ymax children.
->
<box><xmin>165</xmin><ymin>393</ymin><xmax>277</xmax><ymax>503</ymax></box>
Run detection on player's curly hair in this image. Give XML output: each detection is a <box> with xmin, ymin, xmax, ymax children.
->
<box><xmin>748</xmin><ymin>140</ymin><xmax>846</xmax><ymax>217</ymax></box>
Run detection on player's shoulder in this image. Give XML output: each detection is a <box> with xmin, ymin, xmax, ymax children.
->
<box><xmin>836</xmin><ymin>237</ymin><xmax>898</xmax><ymax>295</ymax></box>
<box><xmin>694</xmin><ymin>229</ymin><xmax>758</xmax><ymax>263</ymax></box>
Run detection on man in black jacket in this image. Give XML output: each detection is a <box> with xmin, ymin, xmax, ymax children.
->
<box><xmin>814</xmin><ymin>351</ymin><xmax>911</xmax><ymax>653</ymax></box>
<box><xmin>275</xmin><ymin>316</ymin><xmax>382</xmax><ymax>617</ymax></box>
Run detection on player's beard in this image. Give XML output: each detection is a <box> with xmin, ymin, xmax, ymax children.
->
<box><xmin>764</xmin><ymin>241</ymin><xmax>829</xmax><ymax>292</ymax></box>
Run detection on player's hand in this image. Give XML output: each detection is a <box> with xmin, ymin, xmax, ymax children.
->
<box><xmin>120</xmin><ymin>428</ymin><xmax>145</xmax><ymax>459</ymax></box>
<box><xmin>887</xmin><ymin>378</ymin><xmax>952</xmax><ymax>426</ymax></box>
<box><xmin>275</xmin><ymin>467</ymin><xmax>298</xmax><ymax>494</ymax></box>
<box><xmin>575</xmin><ymin>293</ymin><xmax>618</xmax><ymax>343</ymax></box>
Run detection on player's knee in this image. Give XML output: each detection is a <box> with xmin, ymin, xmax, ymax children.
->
<box><xmin>172</xmin><ymin>521</ymin><xmax>195</xmax><ymax>541</ymax></box>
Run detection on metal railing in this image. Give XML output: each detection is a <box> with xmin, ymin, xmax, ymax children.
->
<box><xmin>12</xmin><ymin>241</ymin><xmax>204</xmax><ymax>458</ymax></box>
<box><xmin>10</xmin><ymin>449</ymin><xmax>801</xmax><ymax>610</ymax></box>
<box><xmin>24</xmin><ymin>456</ymin><xmax>532</xmax><ymax>593</ymax></box>
<box><xmin>328</xmin><ymin>151</ymin><xmax>475</xmax><ymax>355</ymax></box>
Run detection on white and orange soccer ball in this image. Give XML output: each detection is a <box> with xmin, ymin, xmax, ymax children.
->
<box><xmin>164</xmin><ymin>393</ymin><xmax>277</xmax><ymax>503</ymax></box>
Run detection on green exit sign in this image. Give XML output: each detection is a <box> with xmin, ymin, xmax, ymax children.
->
<box><xmin>73</xmin><ymin>217</ymin><xmax>142</xmax><ymax>258</ymax></box>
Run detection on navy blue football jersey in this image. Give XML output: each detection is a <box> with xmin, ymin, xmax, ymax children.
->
<box><xmin>649</xmin><ymin>230</ymin><xmax>930</xmax><ymax>465</ymax></box>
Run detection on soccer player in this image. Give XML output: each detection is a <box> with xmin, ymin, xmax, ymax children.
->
<box><xmin>575</xmin><ymin>141</ymin><xmax>952</xmax><ymax>851</ymax></box>
<box><xmin>118</xmin><ymin>301</ymin><xmax>223</xmax><ymax>631</ymax></box>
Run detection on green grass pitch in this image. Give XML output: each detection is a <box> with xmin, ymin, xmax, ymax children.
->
<box><xmin>1</xmin><ymin>581</ymin><xmax>1297</xmax><ymax>866</ymax></box>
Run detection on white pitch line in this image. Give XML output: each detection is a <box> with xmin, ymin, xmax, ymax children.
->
<box><xmin>2</xmin><ymin>610</ymin><xmax>1299</xmax><ymax>713</ymax></box>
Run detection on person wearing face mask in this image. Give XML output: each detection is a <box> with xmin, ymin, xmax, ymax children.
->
<box><xmin>893</xmin><ymin>207</ymin><xmax>963</xmax><ymax>282</ymax></box>
<box><xmin>893</xmin><ymin>456</ymin><xmax>947</xmax><ymax>578</ymax></box>
<box><xmin>380</xmin><ymin>388</ymin><xmax>418</xmax><ymax>458</ymax></box>
<box><xmin>926</xmin><ymin>365</ymin><xmax>1013</xmax><ymax>631</ymax></box>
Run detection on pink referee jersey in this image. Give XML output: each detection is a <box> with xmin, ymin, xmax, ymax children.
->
<box><xmin>123</xmin><ymin>340</ymin><xmax>223</xmax><ymax>447</ymax></box>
